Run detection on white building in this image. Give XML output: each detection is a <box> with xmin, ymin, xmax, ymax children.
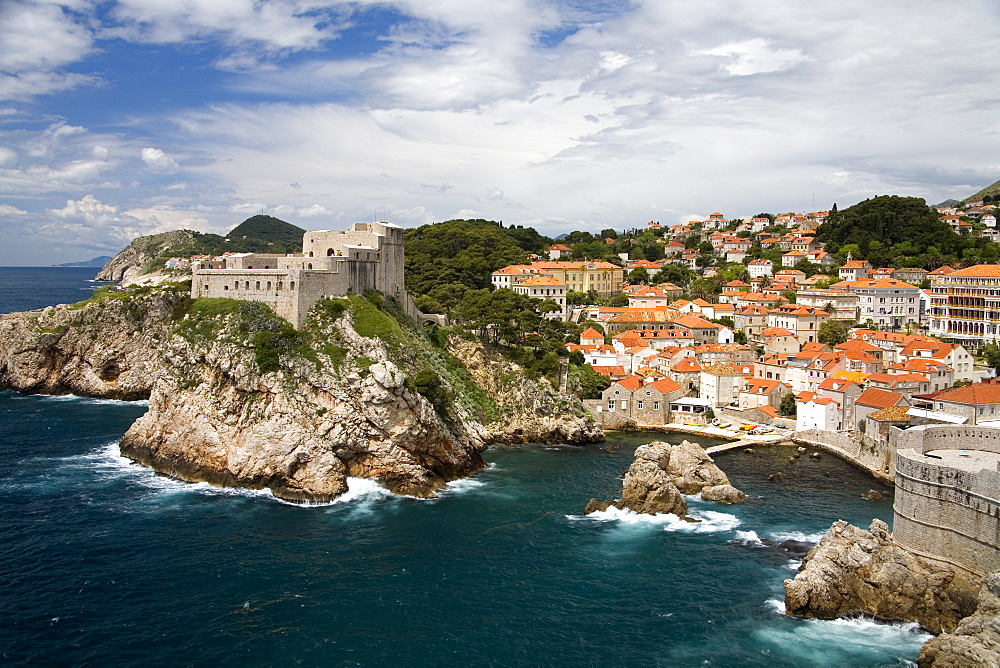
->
<box><xmin>836</xmin><ymin>278</ymin><xmax>920</xmax><ymax>330</ymax></box>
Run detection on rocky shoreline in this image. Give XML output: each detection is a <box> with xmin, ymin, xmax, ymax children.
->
<box><xmin>784</xmin><ymin>518</ymin><xmax>998</xmax><ymax>665</ymax></box>
<box><xmin>0</xmin><ymin>285</ymin><xmax>601</xmax><ymax>502</ymax></box>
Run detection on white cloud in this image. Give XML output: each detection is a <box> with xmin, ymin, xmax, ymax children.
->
<box><xmin>0</xmin><ymin>1</ymin><xmax>94</xmax><ymax>73</ymax></box>
<box><xmin>0</xmin><ymin>203</ymin><xmax>29</xmax><ymax>215</ymax></box>
<box><xmin>107</xmin><ymin>0</ymin><xmax>347</xmax><ymax>52</ymax></box>
<box><xmin>0</xmin><ymin>0</ymin><xmax>998</xmax><ymax>262</ymax></box>
<box><xmin>140</xmin><ymin>147</ymin><xmax>179</xmax><ymax>173</ymax></box>
<box><xmin>697</xmin><ymin>38</ymin><xmax>809</xmax><ymax>77</ymax></box>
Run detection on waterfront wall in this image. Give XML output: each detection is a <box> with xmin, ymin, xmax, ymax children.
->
<box><xmin>892</xmin><ymin>426</ymin><xmax>1000</xmax><ymax>577</ymax></box>
<box><xmin>792</xmin><ymin>429</ymin><xmax>894</xmax><ymax>482</ymax></box>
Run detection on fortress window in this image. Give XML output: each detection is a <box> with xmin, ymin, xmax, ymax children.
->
<box><xmin>307</xmin><ymin>263</ymin><xmax>313</xmax><ymax>270</ymax></box>
<box><xmin>308</xmin><ymin>251</ymin><xmax>314</xmax><ymax>257</ymax></box>
<box><xmin>266</xmin><ymin>281</ymin><xmax>271</xmax><ymax>290</ymax></box>
<box><xmin>290</xmin><ymin>281</ymin><xmax>295</xmax><ymax>290</ymax></box>
<box><xmin>245</xmin><ymin>281</ymin><xmax>250</xmax><ymax>290</ymax></box>
<box><xmin>255</xmin><ymin>281</ymin><xmax>261</xmax><ymax>290</ymax></box>
<box><xmin>328</xmin><ymin>248</ymin><xmax>335</xmax><ymax>256</ymax></box>
<box><xmin>223</xmin><ymin>285</ymin><xmax>228</xmax><ymax>291</ymax></box>
<box><xmin>204</xmin><ymin>284</ymin><xmax>209</xmax><ymax>291</ymax></box>
<box><xmin>277</xmin><ymin>281</ymin><xmax>283</xmax><ymax>290</ymax></box>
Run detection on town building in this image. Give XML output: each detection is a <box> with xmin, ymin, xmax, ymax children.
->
<box><xmin>928</xmin><ymin>264</ymin><xmax>1000</xmax><ymax>345</ymax></box>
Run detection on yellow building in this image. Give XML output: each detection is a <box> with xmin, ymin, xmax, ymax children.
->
<box><xmin>491</xmin><ymin>260</ymin><xmax>624</xmax><ymax>297</ymax></box>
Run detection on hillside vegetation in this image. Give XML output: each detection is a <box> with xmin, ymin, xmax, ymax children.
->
<box><xmin>964</xmin><ymin>178</ymin><xmax>1000</xmax><ymax>204</ymax></box>
<box><xmin>817</xmin><ymin>195</ymin><xmax>998</xmax><ymax>269</ymax></box>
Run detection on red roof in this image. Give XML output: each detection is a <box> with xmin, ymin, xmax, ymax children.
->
<box><xmin>934</xmin><ymin>381</ymin><xmax>1000</xmax><ymax>405</ymax></box>
<box><xmin>856</xmin><ymin>387</ymin><xmax>905</xmax><ymax>409</ymax></box>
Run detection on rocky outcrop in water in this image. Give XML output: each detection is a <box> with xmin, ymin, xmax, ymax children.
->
<box><xmin>0</xmin><ymin>286</ymin><xmax>601</xmax><ymax>502</ymax></box>
<box><xmin>585</xmin><ymin>440</ymin><xmax>744</xmax><ymax>516</ymax></box>
<box><xmin>919</xmin><ymin>571</ymin><xmax>1000</xmax><ymax>666</ymax></box>
<box><xmin>784</xmin><ymin>519</ymin><xmax>966</xmax><ymax>633</ymax></box>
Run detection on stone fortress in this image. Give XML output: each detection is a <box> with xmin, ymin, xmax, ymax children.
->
<box><xmin>192</xmin><ymin>221</ymin><xmax>428</xmax><ymax>327</ymax></box>
<box><xmin>892</xmin><ymin>425</ymin><xmax>1000</xmax><ymax>579</ymax></box>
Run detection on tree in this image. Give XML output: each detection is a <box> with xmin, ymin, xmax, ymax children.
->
<box><xmin>817</xmin><ymin>320</ymin><xmax>851</xmax><ymax>346</ymax></box>
<box><xmin>981</xmin><ymin>343</ymin><xmax>1000</xmax><ymax>374</ymax></box>
<box><xmin>779</xmin><ymin>393</ymin><xmax>797</xmax><ymax>417</ymax></box>
<box><xmin>628</xmin><ymin>267</ymin><xmax>650</xmax><ymax>284</ymax></box>
<box><xmin>576</xmin><ymin>364</ymin><xmax>612</xmax><ymax>399</ymax></box>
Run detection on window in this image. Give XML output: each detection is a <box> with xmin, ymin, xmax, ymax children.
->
<box><xmin>637</xmin><ymin>401</ymin><xmax>644</xmax><ymax>409</ymax></box>
<box><xmin>608</xmin><ymin>400</ymin><xmax>614</xmax><ymax>410</ymax></box>
<box><xmin>653</xmin><ymin>401</ymin><xmax>660</xmax><ymax>410</ymax></box>
<box><xmin>620</xmin><ymin>400</ymin><xmax>627</xmax><ymax>410</ymax></box>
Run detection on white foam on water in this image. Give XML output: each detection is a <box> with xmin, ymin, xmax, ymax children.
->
<box><xmin>734</xmin><ymin>530</ymin><xmax>765</xmax><ymax>547</ymax></box>
<box><xmin>439</xmin><ymin>477</ymin><xmax>486</xmax><ymax>494</ymax></box>
<box><xmin>768</xmin><ymin>530</ymin><xmax>826</xmax><ymax>544</ymax></box>
<box><xmin>764</xmin><ymin>598</ymin><xmax>786</xmax><ymax>614</ymax></box>
<box><xmin>572</xmin><ymin>505</ymin><xmax>741</xmax><ymax>533</ymax></box>
<box><xmin>38</xmin><ymin>394</ymin><xmax>148</xmax><ymax>407</ymax></box>
<box><xmin>755</xmin><ymin>613</ymin><xmax>931</xmax><ymax>666</ymax></box>
<box><xmin>785</xmin><ymin>559</ymin><xmax>802</xmax><ymax>570</ymax></box>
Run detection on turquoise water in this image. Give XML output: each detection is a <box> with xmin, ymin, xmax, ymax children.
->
<box><xmin>0</xmin><ymin>270</ymin><xmax>930</xmax><ymax>665</ymax></box>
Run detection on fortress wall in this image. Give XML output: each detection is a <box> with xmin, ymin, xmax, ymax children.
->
<box><xmin>890</xmin><ymin>425</ymin><xmax>1000</xmax><ymax>577</ymax></box>
<box><xmin>894</xmin><ymin>449</ymin><xmax>1000</xmax><ymax>576</ymax></box>
<box><xmin>792</xmin><ymin>429</ymin><xmax>894</xmax><ymax>480</ymax></box>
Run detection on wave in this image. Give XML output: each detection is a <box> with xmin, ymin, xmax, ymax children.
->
<box><xmin>756</xmin><ymin>610</ymin><xmax>931</xmax><ymax>666</ymax></box>
<box><xmin>734</xmin><ymin>530</ymin><xmax>765</xmax><ymax>547</ymax></box>
<box><xmin>764</xmin><ymin>598</ymin><xmax>786</xmax><ymax>614</ymax></box>
<box><xmin>769</xmin><ymin>530</ymin><xmax>826</xmax><ymax>544</ymax></box>
<box><xmin>572</xmin><ymin>506</ymin><xmax>741</xmax><ymax>533</ymax></box>
<box><xmin>38</xmin><ymin>394</ymin><xmax>148</xmax><ymax>407</ymax></box>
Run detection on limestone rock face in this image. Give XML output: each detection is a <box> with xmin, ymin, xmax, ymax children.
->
<box><xmin>447</xmin><ymin>337</ymin><xmax>603</xmax><ymax>445</ymax></box>
<box><xmin>0</xmin><ymin>286</ymin><xmax>179</xmax><ymax>399</ymax></box>
<box><xmin>585</xmin><ymin>440</ymin><xmax>743</xmax><ymax>516</ymax></box>
<box><xmin>784</xmin><ymin>519</ymin><xmax>965</xmax><ymax>633</ymax></box>
<box><xmin>919</xmin><ymin>571</ymin><xmax>1000</xmax><ymax>666</ymax></box>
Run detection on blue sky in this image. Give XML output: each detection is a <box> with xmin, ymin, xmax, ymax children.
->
<box><xmin>1</xmin><ymin>0</ymin><xmax>998</xmax><ymax>265</ymax></box>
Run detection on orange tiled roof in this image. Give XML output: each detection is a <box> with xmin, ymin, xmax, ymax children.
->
<box><xmin>856</xmin><ymin>387</ymin><xmax>905</xmax><ymax>409</ymax></box>
<box><xmin>943</xmin><ymin>264</ymin><xmax>1000</xmax><ymax>278</ymax></box>
<box><xmin>934</xmin><ymin>381</ymin><xmax>1000</xmax><ymax>405</ymax></box>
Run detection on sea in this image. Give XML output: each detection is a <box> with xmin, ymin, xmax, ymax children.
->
<box><xmin>0</xmin><ymin>267</ymin><xmax>930</xmax><ymax>666</ymax></box>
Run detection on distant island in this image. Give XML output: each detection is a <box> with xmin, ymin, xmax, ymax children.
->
<box><xmin>52</xmin><ymin>256</ymin><xmax>113</xmax><ymax>268</ymax></box>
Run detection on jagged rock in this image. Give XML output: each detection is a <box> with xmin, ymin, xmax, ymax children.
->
<box><xmin>866</xmin><ymin>489</ymin><xmax>884</xmax><ymax>500</ymax></box>
<box><xmin>640</xmin><ymin>440</ymin><xmax>733</xmax><ymax>495</ymax></box>
<box><xmin>95</xmin><ymin>230</ymin><xmax>196</xmax><ymax>282</ymax></box>
<box><xmin>447</xmin><ymin>337</ymin><xmax>603</xmax><ymax>445</ymax></box>
<box><xmin>620</xmin><ymin>457</ymin><xmax>689</xmax><ymax>515</ymax></box>
<box><xmin>920</xmin><ymin>572</ymin><xmax>1000</xmax><ymax>666</ymax></box>
<box><xmin>784</xmin><ymin>519</ymin><xmax>965</xmax><ymax>633</ymax></box>
<box><xmin>585</xmin><ymin>440</ymin><xmax>744</xmax><ymax>516</ymax></box>
<box><xmin>701</xmin><ymin>484</ymin><xmax>746</xmax><ymax>504</ymax></box>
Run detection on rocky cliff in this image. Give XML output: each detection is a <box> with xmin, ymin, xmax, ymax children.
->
<box><xmin>919</xmin><ymin>571</ymin><xmax>1000</xmax><ymax>666</ymax></box>
<box><xmin>95</xmin><ymin>230</ymin><xmax>197</xmax><ymax>282</ymax></box>
<box><xmin>0</xmin><ymin>285</ymin><xmax>601</xmax><ymax>501</ymax></box>
<box><xmin>585</xmin><ymin>440</ymin><xmax>745</xmax><ymax>516</ymax></box>
<box><xmin>784</xmin><ymin>519</ymin><xmax>972</xmax><ymax>633</ymax></box>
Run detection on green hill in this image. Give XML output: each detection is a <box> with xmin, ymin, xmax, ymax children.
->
<box><xmin>227</xmin><ymin>215</ymin><xmax>305</xmax><ymax>252</ymax></box>
<box><xmin>964</xmin><ymin>179</ymin><xmax>1000</xmax><ymax>204</ymax></box>
<box><xmin>817</xmin><ymin>195</ymin><xmax>967</xmax><ymax>268</ymax></box>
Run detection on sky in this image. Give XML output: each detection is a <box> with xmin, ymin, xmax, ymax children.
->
<box><xmin>1</xmin><ymin>0</ymin><xmax>999</xmax><ymax>265</ymax></box>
